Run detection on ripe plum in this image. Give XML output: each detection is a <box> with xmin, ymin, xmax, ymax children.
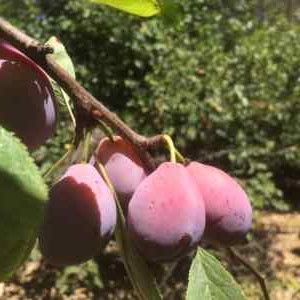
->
<box><xmin>93</xmin><ymin>136</ymin><xmax>147</xmax><ymax>208</ymax></box>
<box><xmin>187</xmin><ymin>162</ymin><xmax>252</xmax><ymax>245</ymax></box>
<box><xmin>39</xmin><ymin>164</ymin><xmax>117</xmax><ymax>266</ymax></box>
<box><xmin>128</xmin><ymin>162</ymin><xmax>205</xmax><ymax>262</ymax></box>
<box><xmin>0</xmin><ymin>39</ymin><xmax>56</xmax><ymax>150</ymax></box>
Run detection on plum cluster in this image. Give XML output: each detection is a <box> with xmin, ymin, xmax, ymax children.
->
<box><xmin>0</xmin><ymin>38</ymin><xmax>252</xmax><ymax>267</ymax></box>
<box><xmin>0</xmin><ymin>39</ymin><xmax>57</xmax><ymax>150</ymax></box>
<box><xmin>39</xmin><ymin>135</ymin><xmax>252</xmax><ymax>266</ymax></box>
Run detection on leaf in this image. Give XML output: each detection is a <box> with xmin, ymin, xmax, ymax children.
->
<box><xmin>90</xmin><ymin>0</ymin><xmax>160</xmax><ymax>17</ymax></box>
<box><xmin>0</xmin><ymin>127</ymin><xmax>48</xmax><ymax>281</ymax></box>
<box><xmin>46</xmin><ymin>37</ymin><xmax>76</xmax><ymax>80</ymax></box>
<box><xmin>46</xmin><ymin>37</ymin><xmax>76</xmax><ymax>126</ymax></box>
<box><xmin>186</xmin><ymin>248</ymin><xmax>247</xmax><ymax>300</ymax></box>
<box><xmin>114</xmin><ymin>199</ymin><xmax>162</xmax><ymax>300</ymax></box>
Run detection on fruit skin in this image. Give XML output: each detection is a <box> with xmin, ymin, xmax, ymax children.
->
<box><xmin>0</xmin><ymin>39</ymin><xmax>51</xmax><ymax>84</ymax></box>
<box><xmin>128</xmin><ymin>162</ymin><xmax>205</xmax><ymax>262</ymax></box>
<box><xmin>187</xmin><ymin>162</ymin><xmax>252</xmax><ymax>245</ymax></box>
<box><xmin>39</xmin><ymin>164</ymin><xmax>117</xmax><ymax>266</ymax></box>
<box><xmin>0</xmin><ymin>39</ymin><xmax>57</xmax><ymax>150</ymax></box>
<box><xmin>92</xmin><ymin>136</ymin><xmax>147</xmax><ymax>209</ymax></box>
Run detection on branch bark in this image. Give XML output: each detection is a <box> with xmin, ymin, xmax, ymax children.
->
<box><xmin>0</xmin><ymin>16</ymin><xmax>167</xmax><ymax>172</ymax></box>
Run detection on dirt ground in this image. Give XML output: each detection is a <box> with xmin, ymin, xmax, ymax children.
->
<box><xmin>0</xmin><ymin>211</ymin><xmax>299</xmax><ymax>300</ymax></box>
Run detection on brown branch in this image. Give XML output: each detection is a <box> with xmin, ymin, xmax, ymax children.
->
<box><xmin>226</xmin><ymin>247</ymin><xmax>270</xmax><ymax>300</ymax></box>
<box><xmin>0</xmin><ymin>16</ymin><xmax>168</xmax><ymax>172</ymax></box>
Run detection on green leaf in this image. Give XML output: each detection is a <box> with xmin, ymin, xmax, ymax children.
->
<box><xmin>45</xmin><ymin>37</ymin><xmax>75</xmax><ymax>100</ymax></box>
<box><xmin>46</xmin><ymin>37</ymin><xmax>76</xmax><ymax>80</ymax></box>
<box><xmin>90</xmin><ymin>0</ymin><xmax>160</xmax><ymax>17</ymax></box>
<box><xmin>46</xmin><ymin>37</ymin><xmax>76</xmax><ymax>126</ymax></box>
<box><xmin>0</xmin><ymin>127</ymin><xmax>48</xmax><ymax>281</ymax></box>
<box><xmin>186</xmin><ymin>248</ymin><xmax>247</xmax><ymax>300</ymax></box>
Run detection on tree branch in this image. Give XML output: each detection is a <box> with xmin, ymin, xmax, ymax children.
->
<box><xmin>0</xmin><ymin>16</ymin><xmax>167</xmax><ymax>172</ymax></box>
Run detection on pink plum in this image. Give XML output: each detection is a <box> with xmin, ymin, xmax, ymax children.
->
<box><xmin>92</xmin><ymin>136</ymin><xmax>147</xmax><ymax>209</ymax></box>
<box><xmin>187</xmin><ymin>162</ymin><xmax>252</xmax><ymax>245</ymax></box>
<box><xmin>128</xmin><ymin>162</ymin><xmax>205</xmax><ymax>262</ymax></box>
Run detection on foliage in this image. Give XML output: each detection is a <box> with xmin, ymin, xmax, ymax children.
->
<box><xmin>187</xmin><ymin>248</ymin><xmax>246</xmax><ymax>300</ymax></box>
<box><xmin>91</xmin><ymin>0</ymin><xmax>160</xmax><ymax>17</ymax></box>
<box><xmin>0</xmin><ymin>127</ymin><xmax>47</xmax><ymax>280</ymax></box>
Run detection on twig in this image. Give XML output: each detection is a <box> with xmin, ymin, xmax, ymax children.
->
<box><xmin>227</xmin><ymin>247</ymin><xmax>270</xmax><ymax>300</ymax></box>
<box><xmin>0</xmin><ymin>16</ymin><xmax>168</xmax><ymax>172</ymax></box>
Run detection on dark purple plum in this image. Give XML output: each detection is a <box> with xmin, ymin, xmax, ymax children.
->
<box><xmin>0</xmin><ymin>39</ymin><xmax>56</xmax><ymax>150</ymax></box>
<box><xmin>39</xmin><ymin>164</ymin><xmax>117</xmax><ymax>266</ymax></box>
<box><xmin>187</xmin><ymin>162</ymin><xmax>252</xmax><ymax>245</ymax></box>
<box><xmin>0</xmin><ymin>39</ymin><xmax>51</xmax><ymax>83</ymax></box>
<box><xmin>93</xmin><ymin>136</ymin><xmax>147</xmax><ymax>209</ymax></box>
<box><xmin>128</xmin><ymin>162</ymin><xmax>205</xmax><ymax>262</ymax></box>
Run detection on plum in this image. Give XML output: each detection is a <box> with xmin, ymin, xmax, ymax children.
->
<box><xmin>187</xmin><ymin>162</ymin><xmax>252</xmax><ymax>245</ymax></box>
<box><xmin>127</xmin><ymin>162</ymin><xmax>205</xmax><ymax>262</ymax></box>
<box><xmin>0</xmin><ymin>39</ymin><xmax>56</xmax><ymax>150</ymax></box>
<box><xmin>39</xmin><ymin>164</ymin><xmax>117</xmax><ymax>266</ymax></box>
<box><xmin>92</xmin><ymin>136</ymin><xmax>147</xmax><ymax>209</ymax></box>
<box><xmin>0</xmin><ymin>39</ymin><xmax>51</xmax><ymax>83</ymax></box>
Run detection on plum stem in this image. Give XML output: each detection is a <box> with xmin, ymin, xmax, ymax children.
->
<box><xmin>43</xmin><ymin>146</ymin><xmax>74</xmax><ymax>179</ymax></box>
<box><xmin>227</xmin><ymin>247</ymin><xmax>270</xmax><ymax>300</ymax></box>
<box><xmin>81</xmin><ymin>129</ymin><xmax>92</xmax><ymax>163</ymax></box>
<box><xmin>162</xmin><ymin>134</ymin><xmax>176</xmax><ymax>163</ymax></box>
<box><xmin>95</xmin><ymin>118</ymin><xmax>115</xmax><ymax>142</ymax></box>
<box><xmin>174</xmin><ymin>148</ymin><xmax>186</xmax><ymax>164</ymax></box>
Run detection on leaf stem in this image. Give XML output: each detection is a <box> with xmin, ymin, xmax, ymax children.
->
<box><xmin>227</xmin><ymin>247</ymin><xmax>270</xmax><ymax>300</ymax></box>
<box><xmin>64</xmin><ymin>94</ymin><xmax>76</xmax><ymax>128</ymax></box>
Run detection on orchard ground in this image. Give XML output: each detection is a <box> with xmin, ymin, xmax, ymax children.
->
<box><xmin>1</xmin><ymin>211</ymin><xmax>299</xmax><ymax>300</ymax></box>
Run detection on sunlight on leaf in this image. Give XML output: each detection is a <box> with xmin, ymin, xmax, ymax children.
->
<box><xmin>186</xmin><ymin>248</ymin><xmax>247</xmax><ymax>300</ymax></box>
<box><xmin>90</xmin><ymin>0</ymin><xmax>160</xmax><ymax>17</ymax></box>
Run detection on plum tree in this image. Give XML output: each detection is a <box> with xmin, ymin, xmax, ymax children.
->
<box><xmin>187</xmin><ymin>162</ymin><xmax>252</xmax><ymax>245</ymax></box>
<box><xmin>0</xmin><ymin>39</ymin><xmax>56</xmax><ymax>150</ymax></box>
<box><xmin>127</xmin><ymin>162</ymin><xmax>205</xmax><ymax>262</ymax></box>
<box><xmin>39</xmin><ymin>164</ymin><xmax>117</xmax><ymax>266</ymax></box>
<box><xmin>92</xmin><ymin>136</ymin><xmax>147</xmax><ymax>209</ymax></box>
